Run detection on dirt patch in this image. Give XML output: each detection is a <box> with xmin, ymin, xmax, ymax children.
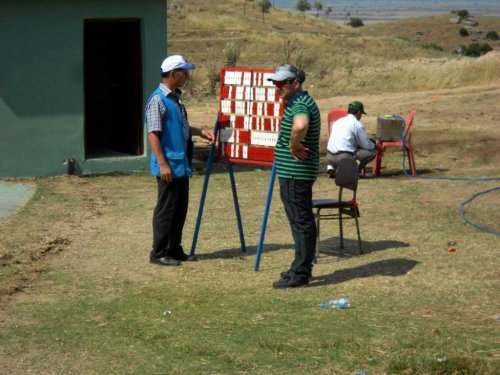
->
<box><xmin>0</xmin><ymin>176</ymin><xmax>111</xmax><ymax>302</ymax></box>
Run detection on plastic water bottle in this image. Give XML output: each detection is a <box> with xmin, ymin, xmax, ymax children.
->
<box><xmin>319</xmin><ymin>297</ymin><xmax>351</xmax><ymax>309</ymax></box>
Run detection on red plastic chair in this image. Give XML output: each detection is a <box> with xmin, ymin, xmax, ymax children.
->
<box><xmin>327</xmin><ymin>109</ymin><xmax>348</xmax><ymax>136</ymax></box>
<box><xmin>373</xmin><ymin>111</ymin><xmax>417</xmax><ymax>176</ymax></box>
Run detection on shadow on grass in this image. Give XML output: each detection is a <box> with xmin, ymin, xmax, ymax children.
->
<box><xmin>317</xmin><ymin>237</ymin><xmax>410</xmax><ymax>258</ymax></box>
<box><xmin>195</xmin><ymin>237</ymin><xmax>408</xmax><ymax>260</ymax></box>
<box><xmin>193</xmin><ymin>243</ymin><xmax>288</xmax><ymax>260</ymax></box>
<box><xmin>309</xmin><ymin>258</ymin><xmax>419</xmax><ymax>287</ymax></box>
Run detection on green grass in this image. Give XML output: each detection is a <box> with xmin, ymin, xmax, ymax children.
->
<box><xmin>1</xmin><ymin>169</ymin><xmax>499</xmax><ymax>374</ymax></box>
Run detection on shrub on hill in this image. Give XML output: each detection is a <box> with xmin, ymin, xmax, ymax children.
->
<box><xmin>485</xmin><ymin>31</ymin><xmax>499</xmax><ymax>41</ymax></box>
<box><xmin>423</xmin><ymin>43</ymin><xmax>444</xmax><ymax>51</ymax></box>
<box><xmin>452</xmin><ymin>9</ymin><xmax>470</xmax><ymax>20</ymax></box>
<box><xmin>459</xmin><ymin>27</ymin><xmax>469</xmax><ymax>37</ymax></box>
<box><xmin>207</xmin><ymin>63</ymin><xmax>220</xmax><ymax>96</ymax></box>
<box><xmin>349</xmin><ymin>17</ymin><xmax>364</xmax><ymax>28</ymax></box>
<box><xmin>461</xmin><ymin>42</ymin><xmax>493</xmax><ymax>57</ymax></box>
<box><xmin>224</xmin><ymin>42</ymin><xmax>241</xmax><ymax>67</ymax></box>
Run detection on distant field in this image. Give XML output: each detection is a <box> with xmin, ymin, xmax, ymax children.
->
<box><xmin>274</xmin><ymin>0</ymin><xmax>500</xmax><ymax>23</ymax></box>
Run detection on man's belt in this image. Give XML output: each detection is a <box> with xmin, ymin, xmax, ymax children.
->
<box><xmin>328</xmin><ymin>150</ymin><xmax>354</xmax><ymax>156</ymax></box>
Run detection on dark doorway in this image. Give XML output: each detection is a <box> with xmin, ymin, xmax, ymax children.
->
<box><xmin>84</xmin><ymin>19</ymin><xmax>143</xmax><ymax>158</ymax></box>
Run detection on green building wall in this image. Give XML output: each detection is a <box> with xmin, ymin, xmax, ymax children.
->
<box><xmin>0</xmin><ymin>0</ymin><xmax>166</xmax><ymax>177</ymax></box>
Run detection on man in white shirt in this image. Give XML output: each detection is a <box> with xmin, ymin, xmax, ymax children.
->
<box><xmin>326</xmin><ymin>101</ymin><xmax>380</xmax><ymax>175</ymax></box>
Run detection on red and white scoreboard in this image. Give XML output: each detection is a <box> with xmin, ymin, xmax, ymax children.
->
<box><xmin>217</xmin><ymin>67</ymin><xmax>284</xmax><ymax>166</ymax></box>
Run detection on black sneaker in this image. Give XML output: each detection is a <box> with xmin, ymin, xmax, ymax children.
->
<box><xmin>272</xmin><ymin>277</ymin><xmax>309</xmax><ymax>289</ymax></box>
<box><xmin>149</xmin><ymin>256</ymin><xmax>181</xmax><ymax>266</ymax></box>
<box><xmin>327</xmin><ymin>168</ymin><xmax>336</xmax><ymax>179</ymax></box>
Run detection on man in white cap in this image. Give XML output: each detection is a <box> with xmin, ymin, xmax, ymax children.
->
<box><xmin>145</xmin><ymin>55</ymin><xmax>214</xmax><ymax>266</ymax></box>
<box><xmin>268</xmin><ymin>64</ymin><xmax>321</xmax><ymax>288</ymax></box>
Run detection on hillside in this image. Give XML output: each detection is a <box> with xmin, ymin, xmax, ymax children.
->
<box><xmin>363</xmin><ymin>13</ymin><xmax>500</xmax><ymax>53</ymax></box>
<box><xmin>166</xmin><ymin>0</ymin><xmax>500</xmax><ymax>99</ymax></box>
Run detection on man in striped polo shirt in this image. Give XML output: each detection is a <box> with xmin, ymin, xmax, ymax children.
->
<box><xmin>268</xmin><ymin>64</ymin><xmax>321</xmax><ymax>288</ymax></box>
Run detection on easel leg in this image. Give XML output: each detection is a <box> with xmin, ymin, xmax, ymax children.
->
<box><xmin>190</xmin><ymin>118</ymin><xmax>219</xmax><ymax>257</ymax></box>
<box><xmin>254</xmin><ymin>162</ymin><xmax>277</xmax><ymax>271</ymax></box>
<box><xmin>227</xmin><ymin>162</ymin><xmax>246</xmax><ymax>253</ymax></box>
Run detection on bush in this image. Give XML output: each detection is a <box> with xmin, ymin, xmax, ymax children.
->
<box><xmin>459</xmin><ymin>27</ymin><xmax>469</xmax><ymax>37</ymax></box>
<box><xmin>294</xmin><ymin>50</ymin><xmax>315</xmax><ymax>70</ymax></box>
<box><xmin>224</xmin><ymin>42</ymin><xmax>241</xmax><ymax>67</ymax></box>
<box><xmin>283</xmin><ymin>39</ymin><xmax>298</xmax><ymax>64</ymax></box>
<box><xmin>423</xmin><ymin>43</ymin><xmax>444</xmax><ymax>51</ymax></box>
<box><xmin>461</xmin><ymin>42</ymin><xmax>493</xmax><ymax>57</ymax></box>
<box><xmin>349</xmin><ymin>17</ymin><xmax>364</xmax><ymax>28</ymax></box>
<box><xmin>207</xmin><ymin>63</ymin><xmax>220</xmax><ymax>96</ymax></box>
<box><xmin>454</xmin><ymin>9</ymin><xmax>469</xmax><ymax>20</ymax></box>
<box><xmin>485</xmin><ymin>30</ymin><xmax>499</xmax><ymax>41</ymax></box>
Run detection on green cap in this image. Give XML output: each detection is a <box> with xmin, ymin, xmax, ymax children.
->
<box><xmin>348</xmin><ymin>101</ymin><xmax>367</xmax><ymax>115</ymax></box>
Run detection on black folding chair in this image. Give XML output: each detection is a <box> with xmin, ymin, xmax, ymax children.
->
<box><xmin>313</xmin><ymin>157</ymin><xmax>363</xmax><ymax>256</ymax></box>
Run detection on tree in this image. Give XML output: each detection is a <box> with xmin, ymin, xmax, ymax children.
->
<box><xmin>344</xmin><ymin>11</ymin><xmax>351</xmax><ymax>24</ymax></box>
<box><xmin>313</xmin><ymin>1</ymin><xmax>323</xmax><ymax>17</ymax></box>
<box><xmin>296</xmin><ymin>0</ymin><xmax>311</xmax><ymax>21</ymax></box>
<box><xmin>324</xmin><ymin>6</ymin><xmax>333</xmax><ymax>18</ymax></box>
<box><xmin>258</xmin><ymin>0</ymin><xmax>272</xmax><ymax>24</ymax></box>
<box><xmin>243</xmin><ymin>0</ymin><xmax>254</xmax><ymax>15</ymax></box>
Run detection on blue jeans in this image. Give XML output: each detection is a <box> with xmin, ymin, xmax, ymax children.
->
<box><xmin>279</xmin><ymin>178</ymin><xmax>317</xmax><ymax>279</ymax></box>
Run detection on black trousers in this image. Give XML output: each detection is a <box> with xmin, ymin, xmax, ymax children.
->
<box><xmin>151</xmin><ymin>177</ymin><xmax>189</xmax><ymax>258</ymax></box>
<box><xmin>278</xmin><ymin>178</ymin><xmax>317</xmax><ymax>279</ymax></box>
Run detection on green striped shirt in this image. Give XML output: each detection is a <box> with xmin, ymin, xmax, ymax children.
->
<box><xmin>275</xmin><ymin>91</ymin><xmax>321</xmax><ymax>180</ymax></box>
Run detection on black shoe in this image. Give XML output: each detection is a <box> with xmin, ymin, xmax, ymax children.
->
<box><xmin>171</xmin><ymin>251</ymin><xmax>197</xmax><ymax>261</ymax></box>
<box><xmin>280</xmin><ymin>271</ymin><xmax>292</xmax><ymax>280</ymax></box>
<box><xmin>149</xmin><ymin>256</ymin><xmax>181</xmax><ymax>266</ymax></box>
<box><xmin>327</xmin><ymin>168</ymin><xmax>336</xmax><ymax>179</ymax></box>
<box><xmin>273</xmin><ymin>277</ymin><xmax>309</xmax><ymax>289</ymax></box>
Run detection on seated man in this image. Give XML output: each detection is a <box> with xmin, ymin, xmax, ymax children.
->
<box><xmin>326</xmin><ymin>101</ymin><xmax>380</xmax><ymax>176</ymax></box>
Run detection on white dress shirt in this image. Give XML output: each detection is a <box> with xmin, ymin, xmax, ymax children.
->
<box><xmin>327</xmin><ymin>113</ymin><xmax>374</xmax><ymax>153</ymax></box>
